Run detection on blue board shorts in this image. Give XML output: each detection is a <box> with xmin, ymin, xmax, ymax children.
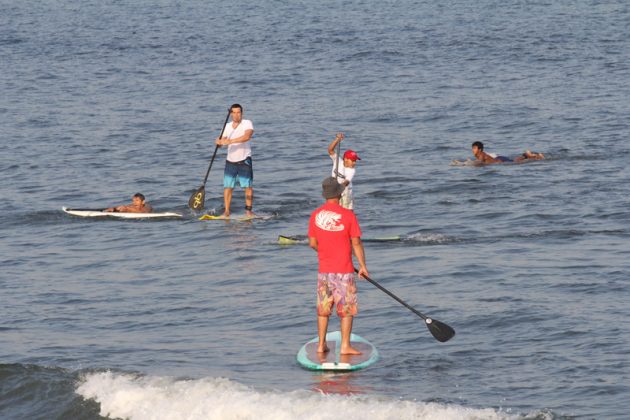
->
<box><xmin>496</xmin><ymin>155</ymin><xmax>513</xmax><ymax>162</ymax></box>
<box><xmin>223</xmin><ymin>157</ymin><xmax>253</xmax><ymax>188</ymax></box>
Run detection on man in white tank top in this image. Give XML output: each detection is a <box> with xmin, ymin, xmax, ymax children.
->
<box><xmin>215</xmin><ymin>104</ymin><xmax>255</xmax><ymax>217</ymax></box>
<box><xmin>327</xmin><ymin>132</ymin><xmax>360</xmax><ymax>210</ymax></box>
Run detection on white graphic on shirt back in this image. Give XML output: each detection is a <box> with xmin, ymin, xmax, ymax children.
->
<box><xmin>315</xmin><ymin>210</ymin><xmax>344</xmax><ymax>232</ymax></box>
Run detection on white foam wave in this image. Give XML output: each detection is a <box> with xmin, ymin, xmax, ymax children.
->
<box><xmin>77</xmin><ymin>371</ymin><xmax>522</xmax><ymax>420</ymax></box>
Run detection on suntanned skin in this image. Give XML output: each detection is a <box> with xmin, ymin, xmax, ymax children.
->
<box><xmin>466</xmin><ymin>145</ymin><xmax>545</xmax><ymax>165</ymax></box>
<box><xmin>309</xmin><ymin>196</ymin><xmax>369</xmax><ymax>355</ymax></box>
<box><xmin>215</xmin><ymin>106</ymin><xmax>255</xmax><ymax>217</ymax></box>
<box><xmin>105</xmin><ymin>195</ymin><xmax>152</xmax><ymax>213</ymax></box>
<box><xmin>472</xmin><ymin>144</ymin><xmax>503</xmax><ymax>164</ymax></box>
<box><xmin>514</xmin><ymin>150</ymin><xmax>545</xmax><ymax>162</ymax></box>
<box><xmin>327</xmin><ymin>132</ymin><xmax>356</xmax><ymax>186</ymax></box>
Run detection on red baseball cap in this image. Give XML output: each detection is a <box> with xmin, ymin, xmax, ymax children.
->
<box><xmin>343</xmin><ymin>150</ymin><xmax>361</xmax><ymax>161</ymax></box>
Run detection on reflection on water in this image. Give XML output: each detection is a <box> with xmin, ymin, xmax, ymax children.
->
<box><xmin>311</xmin><ymin>372</ymin><xmax>373</xmax><ymax>396</ymax></box>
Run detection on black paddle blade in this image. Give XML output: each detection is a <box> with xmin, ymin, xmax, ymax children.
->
<box><xmin>188</xmin><ymin>187</ymin><xmax>205</xmax><ymax>210</ymax></box>
<box><xmin>425</xmin><ymin>318</ymin><xmax>455</xmax><ymax>343</ymax></box>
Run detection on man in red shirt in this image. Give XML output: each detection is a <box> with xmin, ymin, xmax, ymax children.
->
<box><xmin>308</xmin><ymin>177</ymin><xmax>369</xmax><ymax>355</ymax></box>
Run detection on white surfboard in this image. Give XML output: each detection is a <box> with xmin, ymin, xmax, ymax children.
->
<box><xmin>62</xmin><ymin>207</ymin><xmax>182</xmax><ymax>219</ymax></box>
<box><xmin>296</xmin><ymin>331</ymin><xmax>379</xmax><ymax>371</ymax></box>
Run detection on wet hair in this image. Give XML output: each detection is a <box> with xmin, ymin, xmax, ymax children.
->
<box><xmin>230</xmin><ymin>103</ymin><xmax>243</xmax><ymax>112</ymax></box>
<box><xmin>472</xmin><ymin>141</ymin><xmax>484</xmax><ymax>151</ymax></box>
<box><xmin>133</xmin><ymin>193</ymin><xmax>145</xmax><ymax>201</ymax></box>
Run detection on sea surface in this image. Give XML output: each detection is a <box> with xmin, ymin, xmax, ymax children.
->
<box><xmin>1</xmin><ymin>1</ymin><xmax>629</xmax><ymax>419</ymax></box>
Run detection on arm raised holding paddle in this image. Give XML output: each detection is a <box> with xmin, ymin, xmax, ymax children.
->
<box><xmin>326</xmin><ymin>132</ymin><xmax>360</xmax><ymax>211</ymax></box>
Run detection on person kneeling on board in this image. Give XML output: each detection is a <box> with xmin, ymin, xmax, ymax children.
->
<box><xmin>469</xmin><ymin>141</ymin><xmax>545</xmax><ymax>164</ymax></box>
<box><xmin>105</xmin><ymin>193</ymin><xmax>153</xmax><ymax>213</ymax></box>
<box><xmin>308</xmin><ymin>177</ymin><xmax>369</xmax><ymax>355</ymax></box>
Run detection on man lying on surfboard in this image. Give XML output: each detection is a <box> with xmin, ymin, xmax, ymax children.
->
<box><xmin>308</xmin><ymin>177</ymin><xmax>369</xmax><ymax>355</ymax></box>
<box><xmin>466</xmin><ymin>141</ymin><xmax>545</xmax><ymax>165</ymax></box>
<box><xmin>105</xmin><ymin>193</ymin><xmax>153</xmax><ymax>213</ymax></box>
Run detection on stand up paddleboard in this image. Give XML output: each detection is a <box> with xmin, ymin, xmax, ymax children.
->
<box><xmin>62</xmin><ymin>207</ymin><xmax>182</xmax><ymax>219</ymax></box>
<box><xmin>297</xmin><ymin>331</ymin><xmax>379</xmax><ymax>371</ymax></box>
<box><xmin>278</xmin><ymin>235</ymin><xmax>401</xmax><ymax>245</ymax></box>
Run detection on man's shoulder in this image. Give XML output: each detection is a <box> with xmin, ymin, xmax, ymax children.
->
<box><xmin>242</xmin><ymin>119</ymin><xmax>254</xmax><ymax>129</ymax></box>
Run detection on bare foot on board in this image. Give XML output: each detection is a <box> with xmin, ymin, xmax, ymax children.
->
<box><xmin>340</xmin><ymin>346</ymin><xmax>362</xmax><ymax>355</ymax></box>
<box><xmin>317</xmin><ymin>343</ymin><xmax>330</xmax><ymax>353</ymax></box>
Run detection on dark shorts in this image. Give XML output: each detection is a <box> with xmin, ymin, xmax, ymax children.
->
<box><xmin>496</xmin><ymin>156</ymin><xmax>513</xmax><ymax>162</ymax></box>
<box><xmin>223</xmin><ymin>157</ymin><xmax>253</xmax><ymax>188</ymax></box>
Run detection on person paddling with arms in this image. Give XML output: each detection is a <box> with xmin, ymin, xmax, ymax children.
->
<box><xmin>105</xmin><ymin>193</ymin><xmax>152</xmax><ymax>213</ymax></box>
<box><xmin>308</xmin><ymin>177</ymin><xmax>369</xmax><ymax>355</ymax></box>
<box><xmin>462</xmin><ymin>141</ymin><xmax>545</xmax><ymax>165</ymax></box>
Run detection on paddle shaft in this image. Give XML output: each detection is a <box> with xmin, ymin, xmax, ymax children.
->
<box><xmin>201</xmin><ymin>109</ymin><xmax>232</xmax><ymax>186</ymax></box>
<box><xmin>361</xmin><ymin>274</ymin><xmax>430</xmax><ymax>321</ymax></box>
<box><xmin>334</xmin><ymin>136</ymin><xmax>342</xmax><ymax>180</ymax></box>
<box><xmin>201</xmin><ymin>145</ymin><xmax>220</xmax><ymax>185</ymax></box>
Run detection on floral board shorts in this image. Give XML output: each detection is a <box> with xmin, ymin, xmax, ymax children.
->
<box><xmin>317</xmin><ymin>273</ymin><xmax>358</xmax><ymax>318</ymax></box>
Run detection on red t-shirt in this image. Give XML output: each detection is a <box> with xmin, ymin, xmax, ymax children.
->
<box><xmin>308</xmin><ymin>202</ymin><xmax>362</xmax><ymax>273</ymax></box>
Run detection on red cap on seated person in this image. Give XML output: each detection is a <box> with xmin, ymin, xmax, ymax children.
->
<box><xmin>343</xmin><ymin>150</ymin><xmax>361</xmax><ymax>161</ymax></box>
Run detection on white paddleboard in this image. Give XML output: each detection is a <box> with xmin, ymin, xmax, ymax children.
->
<box><xmin>296</xmin><ymin>331</ymin><xmax>379</xmax><ymax>371</ymax></box>
<box><xmin>62</xmin><ymin>207</ymin><xmax>182</xmax><ymax>219</ymax></box>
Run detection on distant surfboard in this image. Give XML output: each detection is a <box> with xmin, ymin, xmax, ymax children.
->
<box><xmin>199</xmin><ymin>213</ymin><xmax>273</xmax><ymax>221</ymax></box>
<box><xmin>296</xmin><ymin>331</ymin><xmax>379</xmax><ymax>371</ymax></box>
<box><xmin>62</xmin><ymin>207</ymin><xmax>182</xmax><ymax>219</ymax></box>
<box><xmin>278</xmin><ymin>235</ymin><xmax>401</xmax><ymax>245</ymax></box>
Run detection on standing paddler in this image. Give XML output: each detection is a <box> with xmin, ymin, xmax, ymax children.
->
<box><xmin>327</xmin><ymin>132</ymin><xmax>361</xmax><ymax>210</ymax></box>
<box><xmin>308</xmin><ymin>177</ymin><xmax>369</xmax><ymax>355</ymax></box>
<box><xmin>214</xmin><ymin>104</ymin><xmax>255</xmax><ymax>218</ymax></box>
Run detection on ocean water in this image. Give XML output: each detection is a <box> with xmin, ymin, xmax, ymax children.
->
<box><xmin>1</xmin><ymin>1</ymin><xmax>629</xmax><ymax>419</ymax></box>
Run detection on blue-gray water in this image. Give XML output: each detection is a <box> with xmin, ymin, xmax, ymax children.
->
<box><xmin>1</xmin><ymin>1</ymin><xmax>629</xmax><ymax>419</ymax></box>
